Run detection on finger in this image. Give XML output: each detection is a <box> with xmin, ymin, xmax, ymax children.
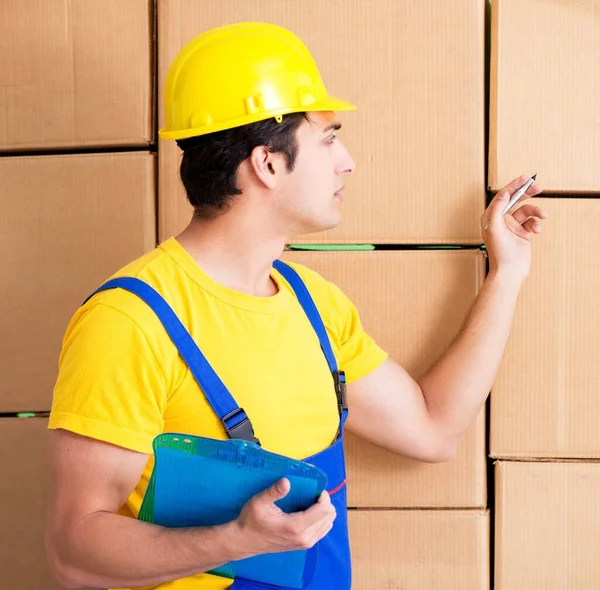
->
<box><xmin>522</xmin><ymin>217</ymin><xmax>542</xmax><ymax>234</ymax></box>
<box><xmin>290</xmin><ymin>495</ymin><xmax>334</xmax><ymax>529</ymax></box>
<box><xmin>512</xmin><ymin>204</ymin><xmax>548</xmax><ymax>224</ymax></box>
<box><xmin>524</xmin><ymin>182</ymin><xmax>544</xmax><ymax>198</ymax></box>
<box><xmin>316</xmin><ymin>490</ymin><xmax>332</xmax><ymax>506</ymax></box>
<box><xmin>482</xmin><ymin>190</ymin><xmax>511</xmax><ymax>230</ymax></box>
<box><xmin>505</xmin><ymin>214</ymin><xmax>533</xmax><ymax>241</ymax></box>
<box><xmin>305</xmin><ymin>512</ymin><xmax>336</xmax><ymax>545</ymax></box>
<box><xmin>294</xmin><ymin>517</ymin><xmax>334</xmax><ymax>550</ymax></box>
<box><xmin>255</xmin><ymin>478</ymin><xmax>290</xmax><ymax>505</ymax></box>
<box><xmin>302</xmin><ymin>503</ymin><xmax>337</xmax><ymax>537</ymax></box>
<box><xmin>305</xmin><ymin>502</ymin><xmax>336</xmax><ymax>532</ymax></box>
<box><xmin>498</xmin><ymin>175</ymin><xmax>532</xmax><ymax>196</ymax></box>
<box><xmin>495</xmin><ymin>176</ymin><xmax>543</xmax><ymax>215</ymax></box>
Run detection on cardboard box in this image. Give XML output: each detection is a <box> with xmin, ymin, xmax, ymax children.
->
<box><xmin>489</xmin><ymin>0</ymin><xmax>600</xmax><ymax>192</ymax></box>
<box><xmin>0</xmin><ymin>0</ymin><xmax>153</xmax><ymax>151</ymax></box>
<box><xmin>158</xmin><ymin>0</ymin><xmax>485</xmax><ymax>244</ymax></box>
<box><xmin>349</xmin><ymin>509</ymin><xmax>489</xmax><ymax>589</ymax></box>
<box><xmin>282</xmin><ymin>250</ymin><xmax>487</xmax><ymax>507</ymax></box>
<box><xmin>495</xmin><ymin>461</ymin><xmax>600</xmax><ymax>590</ymax></box>
<box><xmin>0</xmin><ymin>153</ymin><xmax>156</xmax><ymax>412</ymax></box>
<box><xmin>0</xmin><ymin>418</ymin><xmax>68</xmax><ymax>589</ymax></box>
<box><xmin>490</xmin><ymin>199</ymin><xmax>600</xmax><ymax>459</ymax></box>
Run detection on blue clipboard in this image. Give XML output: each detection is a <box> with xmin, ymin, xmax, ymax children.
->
<box><xmin>138</xmin><ymin>433</ymin><xmax>328</xmax><ymax>588</ymax></box>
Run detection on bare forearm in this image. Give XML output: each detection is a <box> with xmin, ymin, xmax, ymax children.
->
<box><xmin>417</xmin><ymin>269</ymin><xmax>522</xmax><ymax>439</ymax></box>
<box><xmin>51</xmin><ymin>511</ymin><xmax>248</xmax><ymax>588</ymax></box>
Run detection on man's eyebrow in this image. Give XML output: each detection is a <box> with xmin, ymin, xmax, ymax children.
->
<box><xmin>323</xmin><ymin>123</ymin><xmax>342</xmax><ymax>133</ymax></box>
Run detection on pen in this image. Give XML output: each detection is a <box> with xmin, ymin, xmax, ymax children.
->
<box><xmin>502</xmin><ymin>174</ymin><xmax>537</xmax><ymax>216</ymax></box>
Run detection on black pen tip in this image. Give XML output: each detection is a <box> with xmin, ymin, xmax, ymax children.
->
<box><xmin>532</xmin><ymin>173</ymin><xmax>537</xmax><ymax>180</ymax></box>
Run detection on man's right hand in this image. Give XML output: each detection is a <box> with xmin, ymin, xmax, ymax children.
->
<box><xmin>234</xmin><ymin>478</ymin><xmax>336</xmax><ymax>556</ymax></box>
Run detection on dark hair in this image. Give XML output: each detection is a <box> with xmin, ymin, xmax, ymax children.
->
<box><xmin>175</xmin><ymin>112</ymin><xmax>310</xmax><ymax>220</ymax></box>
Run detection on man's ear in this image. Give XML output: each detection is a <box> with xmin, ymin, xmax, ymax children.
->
<box><xmin>248</xmin><ymin>145</ymin><xmax>285</xmax><ymax>189</ymax></box>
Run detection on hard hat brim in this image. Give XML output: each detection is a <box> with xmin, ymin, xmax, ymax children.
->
<box><xmin>159</xmin><ymin>96</ymin><xmax>357</xmax><ymax>141</ymax></box>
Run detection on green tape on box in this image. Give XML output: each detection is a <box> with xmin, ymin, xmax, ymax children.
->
<box><xmin>416</xmin><ymin>245</ymin><xmax>463</xmax><ymax>250</ymax></box>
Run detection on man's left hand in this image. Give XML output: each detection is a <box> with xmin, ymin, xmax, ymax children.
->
<box><xmin>481</xmin><ymin>174</ymin><xmax>546</xmax><ymax>284</ymax></box>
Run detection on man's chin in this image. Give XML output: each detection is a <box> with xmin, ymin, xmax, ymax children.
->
<box><xmin>292</xmin><ymin>216</ymin><xmax>342</xmax><ymax>239</ymax></box>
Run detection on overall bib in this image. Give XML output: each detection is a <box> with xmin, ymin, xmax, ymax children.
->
<box><xmin>85</xmin><ymin>260</ymin><xmax>352</xmax><ymax>589</ymax></box>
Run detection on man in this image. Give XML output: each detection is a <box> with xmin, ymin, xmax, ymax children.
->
<box><xmin>45</xmin><ymin>22</ymin><xmax>546</xmax><ymax>590</ymax></box>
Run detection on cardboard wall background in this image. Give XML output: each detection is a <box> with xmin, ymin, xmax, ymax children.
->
<box><xmin>0</xmin><ymin>0</ymin><xmax>154</xmax><ymax>151</ymax></box>
<box><xmin>495</xmin><ymin>461</ymin><xmax>600</xmax><ymax>590</ymax></box>
<box><xmin>0</xmin><ymin>418</ymin><xmax>96</xmax><ymax>589</ymax></box>
<box><xmin>0</xmin><ymin>153</ymin><xmax>156</xmax><ymax>412</ymax></box>
<box><xmin>4</xmin><ymin>0</ymin><xmax>600</xmax><ymax>587</ymax></box>
<box><xmin>489</xmin><ymin>0</ymin><xmax>600</xmax><ymax>192</ymax></box>
<box><xmin>158</xmin><ymin>0</ymin><xmax>485</xmax><ymax>245</ymax></box>
<box><xmin>490</xmin><ymin>199</ymin><xmax>600</xmax><ymax>459</ymax></box>
<box><xmin>350</xmin><ymin>509</ymin><xmax>490</xmax><ymax>590</ymax></box>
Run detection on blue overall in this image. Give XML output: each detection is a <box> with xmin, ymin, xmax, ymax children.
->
<box><xmin>84</xmin><ymin>260</ymin><xmax>352</xmax><ymax>590</ymax></box>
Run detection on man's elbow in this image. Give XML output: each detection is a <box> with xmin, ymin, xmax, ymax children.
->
<box><xmin>54</xmin><ymin>571</ymin><xmax>83</xmax><ymax>590</ymax></box>
<box><xmin>428</xmin><ymin>444</ymin><xmax>458</xmax><ymax>463</ymax></box>
<box><xmin>47</xmin><ymin>558</ymin><xmax>82</xmax><ymax>589</ymax></box>
<box><xmin>418</xmin><ymin>436</ymin><xmax>460</xmax><ymax>464</ymax></box>
<box><xmin>46</xmin><ymin>534</ymin><xmax>87</xmax><ymax>589</ymax></box>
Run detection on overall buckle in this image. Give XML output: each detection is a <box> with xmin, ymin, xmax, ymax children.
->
<box><xmin>333</xmin><ymin>370</ymin><xmax>347</xmax><ymax>415</ymax></box>
<box><xmin>222</xmin><ymin>408</ymin><xmax>260</xmax><ymax>445</ymax></box>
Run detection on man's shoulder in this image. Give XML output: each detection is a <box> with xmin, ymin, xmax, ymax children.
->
<box><xmin>278</xmin><ymin>258</ymin><xmax>332</xmax><ymax>294</ymax></box>
<box><xmin>78</xmin><ymin>240</ymin><xmax>184</xmax><ymax>328</ymax></box>
<box><xmin>277</xmin><ymin>258</ymin><xmax>353</xmax><ymax>317</ymax></box>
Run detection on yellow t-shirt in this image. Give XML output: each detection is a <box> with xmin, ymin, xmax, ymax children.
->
<box><xmin>49</xmin><ymin>237</ymin><xmax>387</xmax><ymax>590</ymax></box>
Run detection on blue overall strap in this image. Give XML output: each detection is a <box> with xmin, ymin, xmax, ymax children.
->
<box><xmin>272</xmin><ymin>260</ymin><xmax>348</xmax><ymax>417</ymax></box>
<box><xmin>82</xmin><ymin>277</ymin><xmax>260</xmax><ymax>444</ymax></box>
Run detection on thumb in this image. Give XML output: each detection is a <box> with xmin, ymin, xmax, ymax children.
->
<box><xmin>492</xmin><ymin>190</ymin><xmax>509</xmax><ymax>212</ymax></box>
<box><xmin>259</xmin><ymin>478</ymin><xmax>290</xmax><ymax>504</ymax></box>
<box><xmin>485</xmin><ymin>190</ymin><xmax>509</xmax><ymax>229</ymax></box>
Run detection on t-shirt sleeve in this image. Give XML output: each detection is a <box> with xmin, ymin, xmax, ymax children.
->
<box><xmin>48</xmin><ymin>302</ymin><xmax>167</xmax><ymax>454</ymax></box>
<box><xmin>327</xmin><ymin>282</ymin><xmax>389</xmax><ymax>384</ymax></box>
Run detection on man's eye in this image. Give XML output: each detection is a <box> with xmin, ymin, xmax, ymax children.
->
<box><xmin>326</xmin><ymin>134</ymin><xmax>337</xmax><ymax>145</ymax></box>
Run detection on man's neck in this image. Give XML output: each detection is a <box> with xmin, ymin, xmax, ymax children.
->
<box><xmin>175</xmin><ymin>216</ymin><xmax>288</xmax><ymax>297</ymax></box>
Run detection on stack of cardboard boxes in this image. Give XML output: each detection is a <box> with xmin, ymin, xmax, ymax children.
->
<box><xmin>489</xmin><ymin>1</ymin><xmax>600</xmax><ymax>588</ymax></box>
<box><xmin>158</xmin><ymin>0</ymin><xmax>486</xmax><ymax>245</ymax></box>
<box><xmin>159</xmin><ymin>2</ymin><xmax>490</xmax><ymax>588</ymax></box>
<box><xmin>1</xmin><ymin>0</ymin><xmax>598</xmax><ymax>588</ymax></box>
<box><xmin>282</xmin><ymin>251</ymin><xmax>490</xmax><ymax>589</ymax></box>
<box><xmin>0</xmin><ymin>1</ymin><xmax>155</xmax><ymax>587</ymax></box>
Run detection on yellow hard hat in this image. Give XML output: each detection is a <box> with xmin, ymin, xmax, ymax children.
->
<box><xmin>159</xmin><ymin>22</ymin><xmax>356</xmax><ymax>140</ymax></box>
